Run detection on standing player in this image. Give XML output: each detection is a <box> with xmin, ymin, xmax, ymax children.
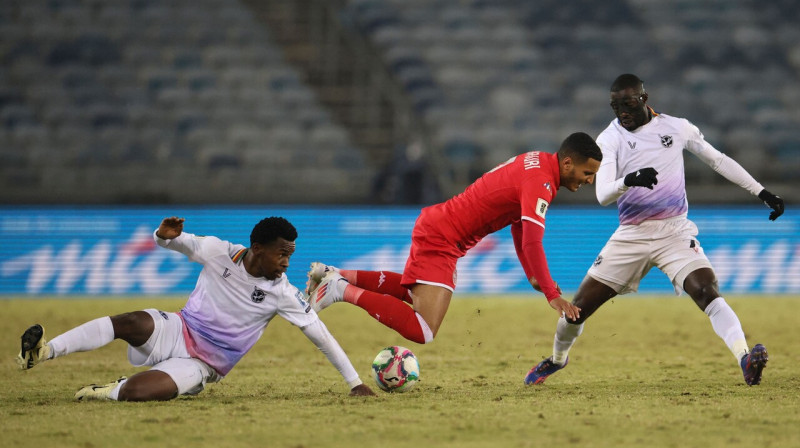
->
<box><xmin>16</xmin><ymin>216</ymin><xmax>375</xmax><ymax>400</ymax></box>
<box><xmin>527</xmin><ymin>74</ymin><xmax>784</xmax><ymax>386</ymax></box>
<box><xmin>305</xmin><ymin>133</ymin><xmax>602</xmax><ymax>354</ymax></box>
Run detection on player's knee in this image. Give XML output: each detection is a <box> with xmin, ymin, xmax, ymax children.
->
<box><xmin>689</xmin><ymin>285</ymin><xmax>719</xmax><ymax>310</ymax></box>
<box><xmin>110</xmin><ymin>311</ymin><xmax>154</xmax><ymax>346</ymax></box>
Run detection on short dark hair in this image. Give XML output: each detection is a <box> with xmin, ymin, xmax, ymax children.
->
<box><xmin>250</xmin><ymin>217</ymin><xmax>297</xmax><ymax>245</ymax></box>
<box><xmin>610</xmin><ymin>74</ymin><xmax>644</xmax><ymax>92</ymax></box>
<box><xmin>557</xmin><ymin>132</ymin><xmax>602</xmax><ymax>163</ymax></box>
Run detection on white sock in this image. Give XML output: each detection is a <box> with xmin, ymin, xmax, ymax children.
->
<box><xmin>552</xmin><ymin>316</ymin><xmax>583</xmax><ymax>365</ymax></box>
<box><xmin>704</xmin><ymin>297</ymin><xmax>749</xmax><ymax>361</ymax></box>
<box><xmin>48</xmin><ymin>316</ymin><xmax>116</xmax><ymax>359</ymax></box>
<box><xmin>109</xmin><ymin>378</ymin><xmax>127</xmax><ymax>401</ymax></box>
<box><xmin>415</xmin><ymin>312</ymin><xmax>434</xmax><ymax>343</ymax></box>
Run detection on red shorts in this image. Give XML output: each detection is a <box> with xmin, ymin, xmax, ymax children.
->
<box><xmin>400</xmin><ymin>209</ymin><xmax>464</xmax><ymax>292</ymax></box>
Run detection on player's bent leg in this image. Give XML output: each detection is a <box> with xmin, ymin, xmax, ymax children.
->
<box><xmin>117</xmin><ymin>370</ymin><xmax>179</xmax><ymax>402</ymax></box>
<box><xmin>682</xmin><ymin>268</ymin><xmax>720</xmax><ymax>311</ymax></box>
<box><xmin>569</xmin><ymin>276</ymin><xmax>618</xmax><ymax>325</ymax></box>
<box><xmin>111</xmin><ymin>311</ymin><xmax>156</xmax><ymax>347</ymax></box>
<box><xmin>408</xmin><ymin>283</ymin><xmax>452</xmax><ymax>338</ymax></box>
<box><xmin>534</xmin><ymin>276</ymin><xmax>617</xmax><ymax>383</ymax></box>
<box><xmin>685</xmin><ymin>268</ymin><xmax>752</xmax><ymax>366</ymax></box>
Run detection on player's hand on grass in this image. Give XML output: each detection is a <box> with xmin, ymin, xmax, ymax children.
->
<box><xmin>758</xmin><ymin>189</ymin><xmax>784</xmax><ymax>221</ymax></box>
<box><xmin>623</xmin><ymin>167</ymin><xmax>659</xmax><ymax>189</ymax></box>
<box><xmin>156</xmin><ymin>217</ymin><xmax>185</xmax><ymax>240</ymax></box>
<box><xmin>548</xmin><ymin>297</ymin><xmax>580</xmax><ymax>321</ymax></box>
<box><xmin>349</xmin><ymin>384</ymin><xmax>376</xmax><ymax>397</ymax></box>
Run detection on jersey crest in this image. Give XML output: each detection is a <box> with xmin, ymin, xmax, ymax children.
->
<box><xmin>660</xmin><ymin>134</ymin><xmax>673</xmax><ymax>148</ymax></box>
<box><xmin>251</xmin><ymin>286</ymin><xmax>266</xmax><ymax>303</ymax></box>
<box><xmin>535</xmin><ymin>198</ymin><xmax>549</xmax><ymax>218</ymax></box>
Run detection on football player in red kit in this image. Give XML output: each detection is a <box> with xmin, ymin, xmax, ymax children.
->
<box><xmin>307</xmin><ymin>132</ymin><xmax>601</xmax><ymax>347</ymax></box>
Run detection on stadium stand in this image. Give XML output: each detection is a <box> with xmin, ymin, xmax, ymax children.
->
<box><xmin>0</xmin><ymin>0</ymin><xmax>797</xmax><ymax>204</ymax></box>
<box><xmin>0</xmin><ymin>0</ymin><xmax>371</xmax><ymax>204</ymax></box>
<box><xmin>372</xmin><ymin>0</ymin><xmax>798</xmax><ymax>200</ymax></box>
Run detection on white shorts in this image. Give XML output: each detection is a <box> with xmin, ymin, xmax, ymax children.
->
<box><xmin>587</xmin><ymin>215</ymin><xmax>713</xmax><ymax>295</ymax></box>
<box><xmin>127</xmin><ymin>309</ymin><xmax>221</xmax><ymax>396</ymax></box>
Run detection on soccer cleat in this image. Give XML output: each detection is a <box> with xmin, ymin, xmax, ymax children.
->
<box><xmin>75</xmin><ymin>377</ymin><xmax>127</xmax><ymax>401</ymax></box>
<box><xmin>524</xmin><ymin>356</ymin><xmax>568</xmax><ymax>385</ymax></box>
<box><xmin>308</xmin><ymin>271</ymin><xmax>347</xmax><ymax>313</ymax></box>
<box><xmin>740</xmin><ymin>344</ymin><xmax>768</xmax><ymax>386</ymax></box>
<box><xmin>305</xmin><ymin>262</ymin><xmax>339</xmax><ymax>296</ymax></box>
<box><xmin>17</xmin><ymin>324</ymin><xmax>51</xmax><ymax>370</ymax></box>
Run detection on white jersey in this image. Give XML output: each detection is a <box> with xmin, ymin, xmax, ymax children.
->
<box><xmin>595</xmin><ymin>111</ymin><xmax>764</xmax><ymax>225</ymax></box>
<box><xmin>154</xmin><ymin>231</ymin><xmax>361</xmax><ymax>387</ymax></box>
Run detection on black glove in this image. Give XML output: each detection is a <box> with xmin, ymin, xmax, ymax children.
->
<box><xmin>758</xmin><ymin>189</ymin><xmax>784</xmax><ymax>221</ymax></box>
<box><xmin>623</xmin><ymin>167</ymin><xmax>659</xmax><ymax>189</ymax></box>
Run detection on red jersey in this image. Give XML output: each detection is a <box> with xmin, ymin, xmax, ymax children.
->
<box><xmin>424</xmin><ymin>151</ymin><xmax>559</xmax><ymax>251</ymax></box>
<box><xmin>416</xmin><ymin>151</ymin><xmax>561</xmax><ymax>300</ymax></box>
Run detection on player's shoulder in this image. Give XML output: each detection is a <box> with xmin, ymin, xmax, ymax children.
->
<box><xmin>192</xmin><ymin>234</ymin><xmax>240</xmax><ymax>257</ymax></box>
<box><xmin>598</xmin><ymin>118</ymin><xmax>621</xmax><ymax>136</ymax></box>
<box><xmin>227</xmin><ymin>242</ymin><xmax>248</xmax><ymax>262</ymax></box>
<box><xmin>596</xmin><ymin>120</ymin><xmax>620</xmax><ymax>148</ymax></box>
<box><xmin>653</xmin><ymin>113</ymin><xmax>697</xmax><ymax>135</ymax></box>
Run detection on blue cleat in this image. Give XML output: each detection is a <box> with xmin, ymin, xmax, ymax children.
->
<box><xmin>525</xmin><ymin>356</ymin><xmax>568</xmax><ymax>385</ymax></box>
<box><xmin>740</xmin><ymin>344</ymin><xmax>768</xmax><ymax>386</ymax></box>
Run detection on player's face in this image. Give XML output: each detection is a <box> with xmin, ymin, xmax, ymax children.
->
<box><xmin>561</xmin><ymin>157</ymin><xmax>600</xmax><ymax>192</ymax></box>
<box><xmin>251</xmin><ymin>238</ymin><xmax>296</xmax><ymax>280</ymax></box>
<box><xmin>610</xmin><ymin>87</ymin><xmax>649</xmax><ymax>131</ymax></box>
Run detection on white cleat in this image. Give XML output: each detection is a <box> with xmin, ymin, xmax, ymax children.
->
<box><xmin>75</xmin><ymin>377</ymin><xmax>127</xmax><ymax>401</ymax></box>
<box><xmin>308</xmin><ymin>271</ymin><xmax>347</xmax><ymax>313</ymax></box>
<box><xmin>17</xmin><ymin>324</ymin><xmax>51</xmax><ymax>370</ymax></box>
<box><xmin>305</xmin><ymin>262</ymin><xmax>339</xmax><ymax>296</ymax></box>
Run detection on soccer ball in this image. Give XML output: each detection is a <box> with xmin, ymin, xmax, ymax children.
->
<box><xmin>371</xmin><ymin>346</ymin><xmax>420</xmax><ymax>392</ymax></box>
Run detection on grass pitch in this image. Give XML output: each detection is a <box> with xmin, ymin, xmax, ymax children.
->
<box><xmin>1</xmin><ymin>296</ymin><xmax>799</xmax><ymax>448</ymax></box>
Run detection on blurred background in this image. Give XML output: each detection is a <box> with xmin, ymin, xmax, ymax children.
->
<box><xmin>1</xmin><ymin>0</ymin><xmax>798</xmax><ymax>297</ymax></box>
<box><xmin>1</xmin><ymin>0</ymin><xmax>798</xmax><ymax>206</ymax></box>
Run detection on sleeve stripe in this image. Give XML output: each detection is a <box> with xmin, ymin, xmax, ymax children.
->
<box><xmin>231</xmin><ymin>248</ymin><xmax>248</xmax><ymax>263</ymax></box>
<box><xmin>521</xmin><ymin>216</ymin><xmax>545</xmax><ymax>229</ymax></box>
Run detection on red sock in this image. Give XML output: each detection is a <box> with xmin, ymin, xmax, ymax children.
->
<box><xmin>340</xmin><ymin>270</ymin><xmax>412</xmax><ymax>304</ymax></box>
<box><xmin>343</xmin><ymin>285</ymin><xmax>424</xmax><ymax>343</ymax></box>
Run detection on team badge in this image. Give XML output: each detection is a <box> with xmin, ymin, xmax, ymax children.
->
<box><xmin>536</xmin><ymin>198</ymin><xmax>549</xmax><ymax>218</ymax></box>
<box><xmin>660</xmin><ymin>134</ymin><xmax>673</xmax><ymax>148</ymax></box>
<box><xmin>593</xmin><ymin>255</ymin><xmax>603</xmax><ymax>266</ymax></box>
<box><xmin>543</xmin><ymin>182</ymin><xmax>551</xmax><ymax>192</ymax></box>
<box><xmin>251</xmin><ymin>286</ymin><xmax>266</xmax><ymax>303</ymax></box>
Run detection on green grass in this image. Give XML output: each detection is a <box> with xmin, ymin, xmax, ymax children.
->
<box><xmin>2</xmin><ymin>296</ymin><xmax>799</xmax><ymax>448</ymax></box>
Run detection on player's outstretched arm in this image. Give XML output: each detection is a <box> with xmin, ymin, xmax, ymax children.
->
<box><xmin>156</xmin><ymin>217</ymin><xmax>184</xmax><ymax>240</ymax></box>
<box><xmin>529</xmin><ymin>277</ymin><xmax>562</xmax><ymax>296</ymax></box>
<box><xmin>349</xmin><ymin>384</ymin><xmax>376</xmax><ymax>396</ymax></box>
<box><xmin>548</xmin><ymin>297</ymin><xmax>581</xmax><ymax>321</ymax></box>
<box><xmin>758</xmin><ymin>189</ymin><xmax>785</xmax><ymax>221</ymax></box>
